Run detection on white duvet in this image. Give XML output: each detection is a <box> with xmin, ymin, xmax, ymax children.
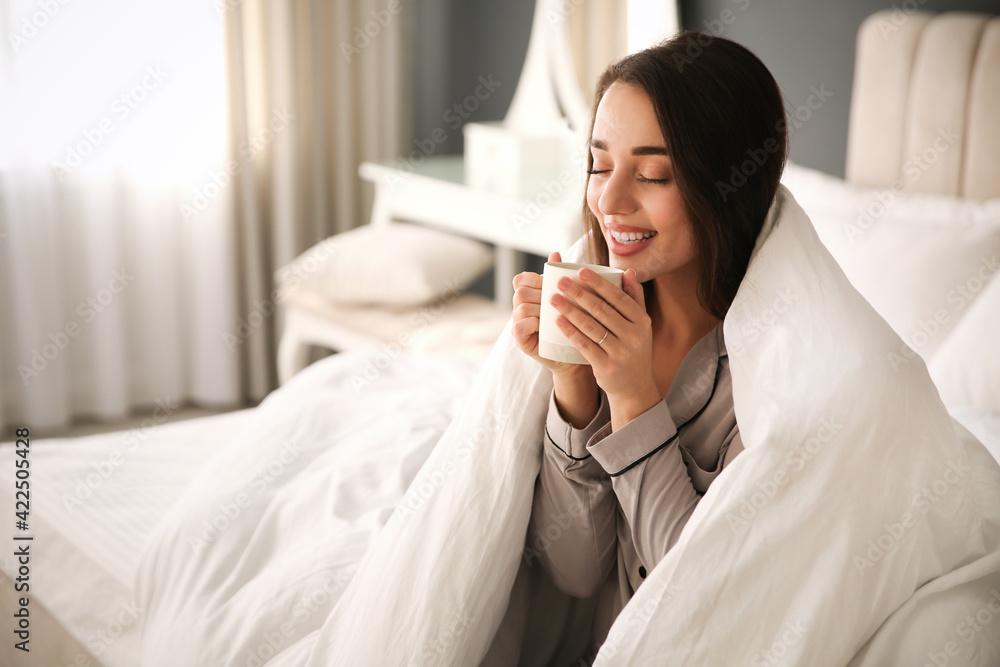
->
<box><xmin>136</xmin><ymin>187</ymin><xmax>1000</xmax><ymax>665</ymax></box>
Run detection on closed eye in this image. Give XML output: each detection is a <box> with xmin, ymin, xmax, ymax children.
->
<box><xmin>586</xmin><ymin>169</ymin><xmax>670</xmax><ymax>185</ymax></box>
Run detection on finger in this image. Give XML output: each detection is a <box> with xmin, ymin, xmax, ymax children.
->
<box><xmin>512</xmin><ymin>271</ymin><xmax>542</xmax><ymax>291</ymax></box>
<box><xmin>550</xmin><ymin>292</ymin><xmax>610</xmax><ymax>346</ymax></box>
<box><xmin>555</xmin><ymin>313</ymin><xmax>605</xmax><ymax>362</ymax></box>
<box><xmin>621</xmin><ymin>269</ymin><xmax>646</xmax><ymax>311</ymax></box>
<box><xmin>513</xmin><ymin>285</ymin><xmax>543</xmax><ymax>309</ymax></box>
<box><xmin>554</xmin><ymin>275</ymin><xmax>626</xmax><ymax>333</ymax></box>
<box><xmin>548</xmin><ymin>251</ymin><xmax>562</xmax><ymax>263</ymax></box>
<box><xmin>513</xmin><ymin>301</ymin><xmax>540</xmax><ymax>321</ymax></box>
<box><xmin>512</xmin><ymin>316</ymin><xmax>539</xmax><ymax>342</ymax></box>
<box><xmin>575</xmin><ymin>267</ymin><xmax>647</xmax><ymax>324</ymax></box>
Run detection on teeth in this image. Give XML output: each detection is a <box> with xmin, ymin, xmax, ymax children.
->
<box><xmin>611</xmin><ymin>230</ymin><xmax>656</xmax><ymax>244</ymax></box>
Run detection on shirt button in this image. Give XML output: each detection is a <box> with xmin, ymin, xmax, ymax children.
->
<box><xmin>638</xmin><ymin>566</ymin><xmax>647</xmax><ymax>579</ymax></box>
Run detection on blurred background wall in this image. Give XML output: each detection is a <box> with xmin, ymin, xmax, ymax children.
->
<box><xmin>413</xmin><ymin>0</ymin><xmax>1000</xmax><ymax>177</ymax></box>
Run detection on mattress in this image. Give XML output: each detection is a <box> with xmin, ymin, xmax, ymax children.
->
<box><xmin>0</xmin><ymin>408</ymin><xmax>254</xmax><ymax>666</ymax></box>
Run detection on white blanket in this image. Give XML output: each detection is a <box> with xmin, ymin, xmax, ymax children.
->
<box><xmin>133</xmin><ymin>352</ymin><xmax>482</xmax><ymax>664</ymax></box>
<box><xmin>136</xmin><ymin>186</ymin><xmax>1000</xmax><ymax>665</ymax></box>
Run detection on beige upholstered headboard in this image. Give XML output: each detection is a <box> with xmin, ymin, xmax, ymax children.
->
<box><xmin>846</xmin><ymin>11</ymin><xmax>1000</xmax><ymax>199</ymax></box>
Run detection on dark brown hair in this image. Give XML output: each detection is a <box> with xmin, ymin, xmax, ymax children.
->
<box><xmin>584</xmin><ymin>32</ymin><xmax>787</xmax><ymax>319</ymax></box>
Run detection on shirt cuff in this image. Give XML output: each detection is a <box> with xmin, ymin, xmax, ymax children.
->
<box><xmin>586</xmin><ymin>399</ymin><xmax>679</xmax><ymax>476</ymax></box>
<box><xmin>544</xmin><ymin>389</ymin><xmax>611</xmax><ymax>460</ymax></box>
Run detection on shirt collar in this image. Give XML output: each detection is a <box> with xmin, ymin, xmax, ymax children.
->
<box><xmin>663</xmin><ymin>323</ymin><xmax>726</xmax><ymax>427</ymax></box>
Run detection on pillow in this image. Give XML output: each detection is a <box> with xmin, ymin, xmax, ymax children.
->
<box><xmin>276</xmin><ymin>222</ymin><xmax>494</xmax><ymax>306</ymax></box>
<box><xmin>781</xmin><ymin>162</ymin><xmax>1000</xmax><ymax>363</ymax></box>
<box><xmin>929</xmin><ymin>274</ymin><xmax>1000</xmax><ymax>411</ymax></box>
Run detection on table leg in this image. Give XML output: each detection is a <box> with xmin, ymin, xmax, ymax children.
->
<box><xmin>277</xmin><ymin>310</ymin><xmax>313</xmax><ymax>385</ymax></box>
<box><xmin>494</xmin><ymin>247</ymin><xmax>522</xmax><ymax>307</ymax></box>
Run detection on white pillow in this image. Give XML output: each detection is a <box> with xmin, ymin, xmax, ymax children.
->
<box><xmin>276</xmin><ymin>222</ymin><xmax>494</xmax><ymax>306</ymax></box>
<box><xmin>929</xmin><ymin>274</ymin><xmax>1000</xmax><ymax>411</ymax></box>
<box><xmin>781</xmin><ymin>162</ymin><xmax>1000</xmax><ymax>363</ymax></box>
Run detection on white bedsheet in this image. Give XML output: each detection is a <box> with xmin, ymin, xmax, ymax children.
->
<box><xmin>0</xmin><ymin>351</ymin><xmax>481</xmax><ymax>666</ymax></box>
<box><xmin>133</xmin><ymin>351</ymin><xmax>482</xmax><ymax>664</ymax></box>
<box><xmin>950</xmin><ymin>406</ymin><xmax>1000</xmax><ymax>465</ymax></box>
<box><xmin>0</xmin><ymin>409</ymin><xmax>251</xmax><ymax>666</ymax></box>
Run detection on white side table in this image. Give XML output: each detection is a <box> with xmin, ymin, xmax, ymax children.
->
<box><xmin>277</xmin><ymin>155</ymin><xmax>581</xmax><ymax>384</ymax></box>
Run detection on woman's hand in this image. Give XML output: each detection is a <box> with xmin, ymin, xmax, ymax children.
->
<box><xmin>512</xmin><ymin>252</ymin><xmax>599</xmax><ymax>427</ymax></box>
<box><xmin>549</xmin><ymin>266</ymin><xmax>661</xmax><ymax>430</ymax></box>
<box><xmin>511</xmin><ymin>251</ymin><xmax>576</xmax><ymax>375</ymax></box>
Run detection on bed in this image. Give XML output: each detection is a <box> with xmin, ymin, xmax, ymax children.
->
<box><xmin>0</xmin><ymin>353</ymin><xmax>483</xmax><ymax>667</ymax></box>
<box><xmin>3</xmin><ymin>9</ymin><xmax>1000</xmax><ymax>666</ymax></box>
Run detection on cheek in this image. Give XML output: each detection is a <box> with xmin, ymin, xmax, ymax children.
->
<box><xmin>651</xmin><ymin>192</ymin><xmax>691</xmax><ymax>237</ymax></box>
<box><xmin>673</xmin><ymin>215</ymin><xmax>699</xmax><ymax>261</ymax></box>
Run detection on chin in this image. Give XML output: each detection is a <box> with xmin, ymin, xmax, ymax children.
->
<box><xmin>606</xmin><ymin>240</ymin><xmax>667</xmax><ymax>280</ymax></box>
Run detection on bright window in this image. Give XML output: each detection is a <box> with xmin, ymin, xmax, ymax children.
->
<box><xmin>1</xmin><ymin>0</ymin><xmax>227</xmax><ymax>178</ymax></box>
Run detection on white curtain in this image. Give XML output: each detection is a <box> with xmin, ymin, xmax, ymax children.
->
<box><xmin>567</xmin><ymin>0</ymin><xmax>681</xmax><ymax>105</ymax></box>
<box><xmin>568</xmin><ymin>0</ymin><xmax>629</xmax><ymax>105</ymax></box>
<box><xmin>222</xmin><ymin>0</ymin><xmax>409</xmax><ymax>398</ymax></box>
<box><xmin>0</xmin><ymin>0</ymin><xmax>408</xmax><ymax>433</ymax></box>
<box><xmin>0</xmin><ymin>0</ymin><xmax>237</xmax><ymax>433</ymax></box>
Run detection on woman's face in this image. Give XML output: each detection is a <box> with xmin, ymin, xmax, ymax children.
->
<box><xmin>586</xmin><ymin>82</ymin><xmax>698</xmax><ymax>284</ymax></box>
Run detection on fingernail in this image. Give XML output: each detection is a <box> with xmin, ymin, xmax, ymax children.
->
<box><xmin>550</xmin><ymin>294</ymin><xmax>564</xmax><ymax>306</ymax></box>
<box><xmin>557</xmin><ymin>278</ymin><xmax>572</xmax><ymax>291</ymax></box>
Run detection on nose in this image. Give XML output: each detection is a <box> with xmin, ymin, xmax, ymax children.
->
<box><xmin>596</xmin><ymin>169</ymin><xmax>637</xmax><ymax>217</ymax></box>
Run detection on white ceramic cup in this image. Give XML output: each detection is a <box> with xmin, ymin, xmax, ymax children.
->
<box><xmin>538</xmin><ymin>261</ymin><xmax>625</xmax><ymax>365</ymax></box>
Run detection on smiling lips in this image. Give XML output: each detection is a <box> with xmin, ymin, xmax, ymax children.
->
<box><xmin>607</xmin><ymin>226</ymin><xmax>658</xmax><ymax>256</ymax></box>
<box><xmin>610</xmin><ymin>229</ymin><xmax>656</xmax><ymax>244</ymax></box>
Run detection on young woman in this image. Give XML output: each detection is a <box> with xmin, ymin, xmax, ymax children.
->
<box><xmin>511</xmin><ymin>32</ymin><xmax>788</xmax><ymax>649</ymax></box>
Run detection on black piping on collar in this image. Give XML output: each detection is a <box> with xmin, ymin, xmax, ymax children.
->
<box><xmin>608</xmin><ymin>360</ymin><xmax>724</xmax><ymax>477</ymax></box>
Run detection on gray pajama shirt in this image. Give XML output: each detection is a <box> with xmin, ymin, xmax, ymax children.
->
<box><xmin>528</xmin><ymin>323</ymin><xmax>743</xmax><ymax>647</ymax></box>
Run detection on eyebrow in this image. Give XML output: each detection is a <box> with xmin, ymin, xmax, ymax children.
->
<box><xmin>589</xmin><ymin>139</ymin><xmax>669</xmax><ymax>157</ymax></box>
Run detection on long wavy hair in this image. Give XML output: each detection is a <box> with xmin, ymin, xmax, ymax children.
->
<box><xmin>584</xmin><ymin>32</ymin><xmax>788</xmax><ymax>319</ymax></box>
